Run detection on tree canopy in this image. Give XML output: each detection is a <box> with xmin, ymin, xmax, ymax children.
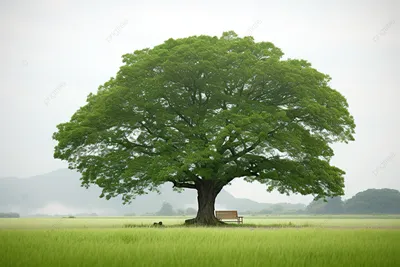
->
<box><xmin>0</xmin><ymin>212</ymin><xmax>20</xmax><ymax>218</ymax></box>
<box><xmin>53</xmin><ymin>31</ymin><xmax>355</xmax><ymax>224</ymax></box>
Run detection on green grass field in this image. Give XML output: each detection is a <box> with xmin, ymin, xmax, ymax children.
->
<box><xmin>1</xmin><ymin>216</ymin><xmax>400</xmax><ymax>267</ymax></box>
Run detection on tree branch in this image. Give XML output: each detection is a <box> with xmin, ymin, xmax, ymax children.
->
<box><xmin>163</xmin><ymin>96</ymin><xmax>194</xmax><ymax>127</ymax></box>
<box><xmin>168</xmin><ymin>180</ymin><xmax>197</xmax><ymax>189</ymax></box>
<box><xmin>139</xmin><ymin>121</ymin><xmax>154</xmax><ymax>135</ymax></box>
<box><xmin>223</xmin><ymin>139</ymin><xmax>261</xmax><ymax>163</ymax></box>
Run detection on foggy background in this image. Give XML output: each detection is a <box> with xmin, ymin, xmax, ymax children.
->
<box><xmin>1</xmin><ymin>0</ymin><xmax>399</xmax><ymax>210</ymax></box>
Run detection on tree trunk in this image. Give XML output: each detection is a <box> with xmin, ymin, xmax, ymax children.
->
<box><xmin>185</xmin><ymin>180</ymin><xmax>224</xmax><ymax>226</ymax></box>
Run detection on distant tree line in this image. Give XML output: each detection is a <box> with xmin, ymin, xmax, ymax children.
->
<box><xmin>136</xmin><ymin>202</ymin><xmax>198</xmax><ymax>216</ymax></box>
<box><xmin>136</xmin><ymin>188</ymin><xmax>400</xmax><ymax>216</ymax></box>
<box><xmin>240</xmin><ymin>205</ymin><xmax>304</xmax><ymax>216</ymax></box>
<box><xmin>15</xmin><ymin>188</ymin><xmax>396</xmax><ymax>217</ymax></box>
<box><xmin>155</xmin><ymin>202</ymin><xmax>198</xmax><ymax>216</ymax></box>
<box><xmin>76</xmin><ymin>213</ymin><xmax>98</xmax><ymax>217</ymax></box>
<box><xmin>0</xmin><ymin>212</ymin><xmax>20</xmax><ymax>218</ymax></box>
<box><xmin>24</xmin><ymin>213</ymin><xmax>98</xmax><ymax>218</ymax></box>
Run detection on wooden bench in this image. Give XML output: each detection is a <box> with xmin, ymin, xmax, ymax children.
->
<box><xmin>215</xmin><ymin>210</ymin><xmax>243</xmax><ymax>224</ymax></box>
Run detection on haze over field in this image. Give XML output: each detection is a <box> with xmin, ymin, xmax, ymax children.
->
<box><xmin>0</xmin><ymin>169</ymin><xmax>307</xmax><ymax>216</ymax></box>
<box><xmin>1</xmin><ymin>0</ymin><xmax>399</xmax><ymax>206</ymax></box>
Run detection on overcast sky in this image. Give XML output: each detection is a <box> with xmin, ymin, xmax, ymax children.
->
<box><xmin>1</xmin><ymin>0</ymin><xmax>399</xmax><ymax>204</ymax></box>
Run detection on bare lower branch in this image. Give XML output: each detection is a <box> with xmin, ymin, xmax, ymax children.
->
<box><xmin>168</xmin><ymin>180</ymin><xmax>197</xmax><ymax>189</ymax></box>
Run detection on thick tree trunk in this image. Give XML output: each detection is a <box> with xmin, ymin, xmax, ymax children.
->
<box><xmin>185</xmin><ymin>181</ymin><xmax>224</xmax><ymax>226</ymax></box>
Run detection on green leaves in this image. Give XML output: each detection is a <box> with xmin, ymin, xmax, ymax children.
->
<box><xmin>53</xmin><ymin>31</ymin><xmax>355</xmax><ymax>202</ymax></box>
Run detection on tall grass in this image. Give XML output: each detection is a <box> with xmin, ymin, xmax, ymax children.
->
<box><xmin>1</xmin><ymin>228</ymin><xmax>399</xmax><ymax>267</ymax></box>
<box><xmin>2</xmin><ymin>216</ymin><xmax>400</xmax><ymax>229</ymax></box>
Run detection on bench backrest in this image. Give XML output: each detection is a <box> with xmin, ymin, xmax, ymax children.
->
<box><xmin>215</xmin><ymin>210</ymin><xmax>238</xmax><ymax>219</ymax></box>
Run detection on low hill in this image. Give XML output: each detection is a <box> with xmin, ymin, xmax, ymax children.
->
<box><xmin>344</xmin><ymin>188</ymin><xmax>400</xmax><ymax>214</ymax></box>
<box><xmin>305</xmin><ymin>189</ymin><xmax>400</xmax><ymax>214</ymax></box>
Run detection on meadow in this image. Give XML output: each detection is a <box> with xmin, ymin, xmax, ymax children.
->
<box><xmin>1</xmin><ymin>216</ymin><xmax>400</xmax><ymax>267</ymax></box>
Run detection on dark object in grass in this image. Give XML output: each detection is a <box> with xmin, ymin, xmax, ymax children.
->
<box><xmin>152</xmin><ymin>221</ymin><xmax>163</xmax><ymax>227</ymax></box>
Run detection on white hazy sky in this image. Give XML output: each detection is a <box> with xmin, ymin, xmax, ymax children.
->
<box><xmin>0</xmin><ymin>0</ymin><xmax>399</xmax><ymax>204</ymax></box>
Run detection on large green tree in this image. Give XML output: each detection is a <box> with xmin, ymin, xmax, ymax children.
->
<box><xmin>53</xmin><ymin>31</ymin><xmax>355</xmax><ymax>225</ymax></box>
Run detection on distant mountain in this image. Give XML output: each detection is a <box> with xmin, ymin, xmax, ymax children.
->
<box><xmin>0</xmin><ymin>169</ymin><xmax>305</xmax><ymax>216</ymax></box>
